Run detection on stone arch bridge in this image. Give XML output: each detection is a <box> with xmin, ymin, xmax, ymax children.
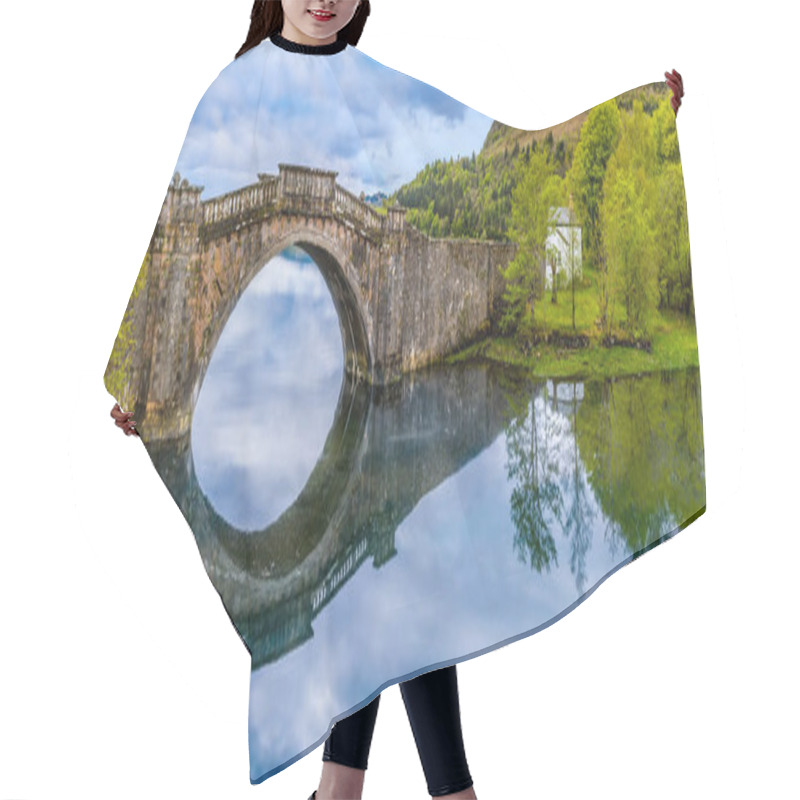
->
<box><xmin>127</xmin><ymin>164</ymin><xmax>517</xmax><ymax>439</ymax></box>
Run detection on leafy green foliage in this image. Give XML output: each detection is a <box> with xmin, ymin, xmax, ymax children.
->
<box><xmin>499</xmin><ymin>150</ymin><xmax>566</xmax><ymax>348</ymax></box>
<box><xmin>104</xmin><ymin>251</ymin><xmax>149</xmax><ymax>407</ymax></box>
<box><xmin>383</xmin><ymin>85</ymin><xmax>696</xmax><ymax>368</ymax></box>
<box><xmin>601</xmin><ymin>99</ymin><xmax>660</xmax><ymax>339</ymax></box>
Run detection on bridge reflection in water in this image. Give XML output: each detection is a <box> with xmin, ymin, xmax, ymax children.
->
<box><xmin>139</xmin><ymin>245</ymin><xmax>704</xmax><ymax>782</ymax></box>
<box><xmin>143</xmin><ymin>357</ymin><xmax>704</xmax><ymax>667</ymax></box>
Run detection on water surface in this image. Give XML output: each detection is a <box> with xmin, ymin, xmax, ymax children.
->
<box><xmin>143</xmin><ymin>247</ymin><xmax>705</xmax><ymax>782</ymax></box>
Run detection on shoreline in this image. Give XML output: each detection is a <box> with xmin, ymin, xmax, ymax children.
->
<box><xmin>443</xmin><ymin>330</ymin><xmax>700</xmax><ymax>381</ymax></box>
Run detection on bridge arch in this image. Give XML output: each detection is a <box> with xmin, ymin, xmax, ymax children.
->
<box><xmin>190</xmin><ymin>226</ymin><xmax>374</xmax><ymax>415</ymax></box>
<box><xmin>254</xmin><ymin>228</ymin><xmax>373</xmax><ymax>384</ymax></box>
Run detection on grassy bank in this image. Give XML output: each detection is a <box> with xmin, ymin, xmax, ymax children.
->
<box><xmin>445</xmin><ymin>280</ymin><xmax>700</xmax><ymax>380</ymax></box>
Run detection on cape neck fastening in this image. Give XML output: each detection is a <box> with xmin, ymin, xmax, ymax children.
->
<box><xmin>269</xmin><ymin>30</ymin><xmax>349</xmax><ymax>55</ymax></box>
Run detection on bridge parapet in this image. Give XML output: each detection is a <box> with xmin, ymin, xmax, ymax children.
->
<box><xmin>334</xmin><ymin>182</ymin><xmax>385</xmax><ymax>233</ymax></box>
<box><xmin>195</xmin><ymin>164</ymin><xmax>403</xmax><ymax>239</ymax></box>
<box><xmin>202</xmin><ymin>176</ymin><xmax>279</xmax><ymax>226</ymax></box>
<box><xmin>384</xmin><ymin>205</ymin><xmax>407</xmax><ymax>233</ymax></box>
<box><xmin>154</xmin><ymin>172</ymin><xmax>203</xmax><ymax>240</ymax></box>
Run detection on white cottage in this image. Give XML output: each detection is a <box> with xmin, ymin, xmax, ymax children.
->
<box><xmin>543</xmin><ymin>205</ymin><xmax>582</xmax><ymax>290</ymax></box>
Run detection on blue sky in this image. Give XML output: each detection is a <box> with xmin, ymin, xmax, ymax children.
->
<box><xmin>172</xmin><ymin>38</ymin><xmax>494</xmax><ymax>200</ymax></box>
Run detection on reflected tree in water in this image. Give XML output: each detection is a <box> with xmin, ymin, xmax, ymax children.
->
<box><xmin>561</xmin><ymin>381</ymin><xmax>596</xmax><ymax>596</ymax></box>
<box><xmin>503</xmin><ymin>382</ymin><xmax>563</xmax><ymax>573</ymax></box>
<box><xmin>575</xmin><ymin>369</ymin><xmax>704</xmax><ymax>554</ymax></box>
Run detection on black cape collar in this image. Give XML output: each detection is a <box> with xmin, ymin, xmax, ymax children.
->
<box><xmin>269</xmin><ymin>31</ymin><xmax>348</xmax><ymax>55</ymax></box>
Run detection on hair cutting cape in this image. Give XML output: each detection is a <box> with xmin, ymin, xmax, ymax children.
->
<box><xmin>104</xmin><ymin>31</ymin><xmax>705</xmax><ymax>784</ymax></box>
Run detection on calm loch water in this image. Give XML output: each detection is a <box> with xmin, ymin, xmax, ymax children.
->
<box><xmin>141</xmin><ymin>247</ymin><xmax>705</xmax><ymax>780</ymax></box>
